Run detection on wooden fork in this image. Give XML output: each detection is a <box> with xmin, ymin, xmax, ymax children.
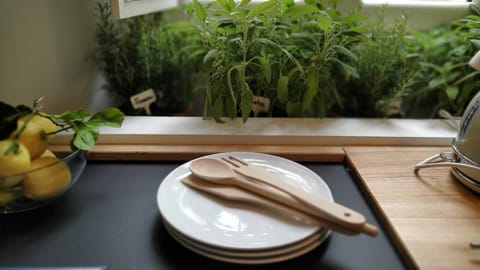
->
<box><xmin>221</xmin><ymin>155</ymin><xmax>378</xmax><ymax>237</ymax></box>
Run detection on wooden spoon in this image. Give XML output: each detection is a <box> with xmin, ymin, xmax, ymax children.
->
<box><xmin>182</xmin><ymin>175</ymin><xmax>361</xmax><ymax>236</ymax></box>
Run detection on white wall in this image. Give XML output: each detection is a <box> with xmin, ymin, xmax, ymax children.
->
<box><xmin>0</xmin><ymin>0</ymin><xmax>97</xmax><ymax>114</ymax></box>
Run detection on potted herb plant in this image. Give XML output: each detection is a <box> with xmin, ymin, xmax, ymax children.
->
<box><xmin>93</xmin><ymin>1</ymin><xmax>201</xmax><ymax>116</ymax></box>
<box><xmin>190</xmin><ymin>0</ymin><xmax>480</xmax><ymax>121</ymax></box>
<box><xmin>402</xmin><ymin>3</ymin><xmax>480</xmax><ymax>118</ymax></box>
<box><xmin>190</xmin><ymin>0</ymin><xmax>398</xmax><ymax>122</ymax></box>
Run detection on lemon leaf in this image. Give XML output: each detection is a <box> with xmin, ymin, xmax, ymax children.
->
<box><xmin>0</xmin><ymin>102</ymin><xmax>23</xmax><ymax>140</ymax></box>
<box><xmin>54</xmin><ymin>109</ymin><xmax>91</xmax><ymax>121</ymax></box>
<box><xmin>72</xmin><ymin>123</ymin><xmax>99</xmax><ymax>151</ymax></box>
<box><xmin>87</xmin><ymin>108</ymin><xmax>125</xmax><ymax>128</ymax></box>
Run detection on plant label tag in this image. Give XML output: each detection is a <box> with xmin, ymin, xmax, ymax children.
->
<box><xmin>130</xmin><ymin>88</ymin><xmax>156</xmax><ymax>115</ymax></box>
<box><xmin>252</xmin><ymin>96</ymin><xmax>270</xmax><ymax>117</ymax></box>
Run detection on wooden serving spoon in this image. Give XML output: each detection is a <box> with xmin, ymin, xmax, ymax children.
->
<box><xmin>182</xmin><ymin>175</ymin><xmax>361</xmax><ymax>236</ymax></box>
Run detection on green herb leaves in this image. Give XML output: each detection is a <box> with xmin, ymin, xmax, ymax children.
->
<box><xmin>93</xmin><ymin>2</ymin><xmax>198</xmax><ymax>116</ymax></box>
<box><xmin>194</xmin><ymin>0</ymin><xmax>369</xmax><ymax>122</ymax></box>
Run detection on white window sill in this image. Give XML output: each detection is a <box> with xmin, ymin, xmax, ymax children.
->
<box><xmin>51</xmin><ymin>117</ymin><xmax>457</xmax><ymax>147</ymax></box>
<box><xmin>338</xmin><ymin>0</ymin><xmax>469</xmax><ymax>30</ymax></box>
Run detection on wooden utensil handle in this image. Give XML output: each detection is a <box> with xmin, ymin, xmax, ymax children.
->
<box><xmin>183</xmin><ymin>175</ymin><xmax>377</xmax><ymax>236</ymax></box>
<box><xmin>231</xmin><ymin>163</ymin><xmax>369</xmax><ymax>231</ymax></box>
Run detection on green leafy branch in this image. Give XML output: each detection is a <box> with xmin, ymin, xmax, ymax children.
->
<box><xmin>0</xmin><ymin>98</ymin><xmax>125</xmax><ymax>154</ymax></box>
<box><xmin>49</xmin><ymin>107</ymin><xmax>124</xmax><ymax>150</ymax></box>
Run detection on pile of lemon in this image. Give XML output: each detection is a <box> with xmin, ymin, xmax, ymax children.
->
<box><xmin>0</xmin><ymin>114</ymin><xmax>71</xmax><ymax>204</ymax></box>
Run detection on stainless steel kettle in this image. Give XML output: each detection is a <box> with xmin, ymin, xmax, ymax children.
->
<box><xmin>415</xmin><ymin>90</ymin><xmax>480</xmax><ymax>193</ymax></box>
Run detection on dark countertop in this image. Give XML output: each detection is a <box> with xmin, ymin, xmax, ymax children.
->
<box><xmin>0</xmin><ymin>161</ymin><xmax>406</xmax><ymax>270</ymax></box>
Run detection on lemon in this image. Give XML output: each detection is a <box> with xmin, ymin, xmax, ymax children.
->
<box><xmin>23</xmin><ymin>157</ymin><xmax>71</xmax><ymax>201</ymax></box>
<box><xmin>0</xmin><ymin>140</ymin><xmax>30</xmax><ymax>188</ymax></box>
<box><xmin>0</xmin><ymin>190</ymin><xmax>19</xmax><ymax>205</ymax></box>
<box><xmin>10</xmin><ymin>120</ymin><xmax>49</xmax><ymax>159</ymax></box>
<box><xmin>40</xmin><ymin>149</ymin><xmax>56</xmax><ymax>158</ymax></box>
<box><xmin>20</xmin><ymin>114</ymin><xmax>57</xmax><ymax>139</ymax></box>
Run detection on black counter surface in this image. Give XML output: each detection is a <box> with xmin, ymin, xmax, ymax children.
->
<box><xmin>0</xmin><ymin>161</ymin><xmax>406</xmax><ymax>270</ymax></box>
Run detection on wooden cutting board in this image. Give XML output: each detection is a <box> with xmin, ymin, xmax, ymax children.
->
<box><xmin>345</xmin><ymin>146</ymin><xmax>480</xmax><ymax>270</ymax></box>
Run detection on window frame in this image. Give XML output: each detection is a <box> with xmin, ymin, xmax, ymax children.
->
<box><xmin>351</xmin><ymin>0</ymin><xmax>470</xmax><ymax>30</ymax></box>
<box><xmin>110</xmin><ymin>0</ymin><xmax>179</xmax><ymax>19</ymax></box>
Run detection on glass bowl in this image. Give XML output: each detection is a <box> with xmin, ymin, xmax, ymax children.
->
<box><xmin>0</xmin><ymin>150</ymin><xmax>86</xmax><ymax>214</ymax></box>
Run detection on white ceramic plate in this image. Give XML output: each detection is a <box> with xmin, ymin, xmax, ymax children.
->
<box><xmin>163</xmin><ymin>219</ymin><xmax>328</xmax><ymax>265</ymax></box>
<box><xmin>157</xmin><ymin>152</ymin><xmax>333</xmax><ymax>250</ymax></box>
<box><xmin>163</xmin><ymin>218</ymin><xmax>330</xmax><ymax>258</ymax></box>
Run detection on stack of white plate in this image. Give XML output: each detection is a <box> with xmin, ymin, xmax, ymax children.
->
<box><xmin>157</xmin><ymin>152</ymin><xmax>333</xmax><ymax>264</ymax></box>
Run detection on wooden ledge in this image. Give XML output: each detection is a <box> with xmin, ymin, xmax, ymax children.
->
<box><xmin>50</xmin><ymin>144</ymin><xmax>345</xmax><ymax>162</ymax></box>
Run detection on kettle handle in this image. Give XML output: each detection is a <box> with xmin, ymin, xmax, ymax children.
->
<box><xmin>414</xmin><ymin>152</ymin><xmax>480</xmax><ymax>173</ymax></box>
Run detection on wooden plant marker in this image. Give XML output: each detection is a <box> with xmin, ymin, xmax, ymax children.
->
<box><xmin>252</xmin><ymin>96</ymin><xmax>270</xmax><ymax>117</ymax></box>
<box><xmin>130</xmin><ymin>89</ymin><xmax>157</xmax><ymax>115</ymax></box>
